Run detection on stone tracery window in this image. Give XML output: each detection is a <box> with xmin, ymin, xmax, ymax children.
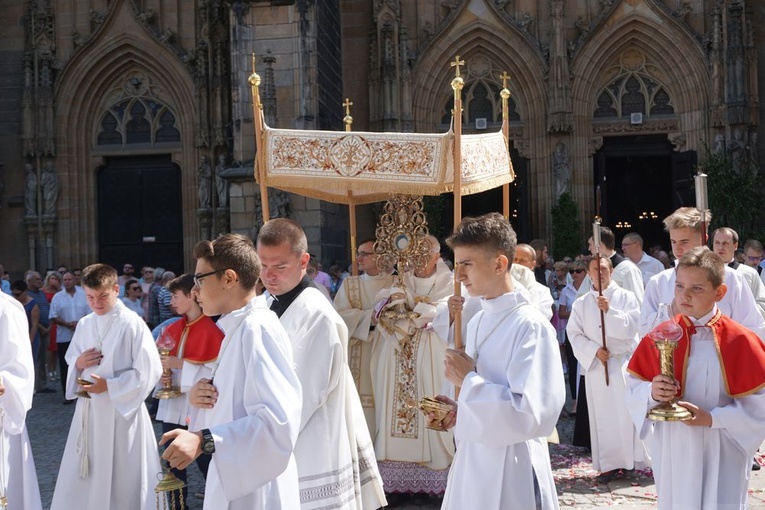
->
<box><xmin>96</xmin><ymin>73</ymin><xmax>181</xmax><ymax>147</ymax></box>
<box><xmin>593</xmin><ymin>48</ymin><xmax>675</xmax><ymax>119</ymax></box>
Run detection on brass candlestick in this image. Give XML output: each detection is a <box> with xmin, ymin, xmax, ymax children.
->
<box><xmin>154</xmin><ymin>333</ymin><xmax>183</xmax><ymax>400</ymax></box>
<box><xmin>647</xmin><ymin>309</ymin><xmax>693</xmax><ymax>422</ymax></box>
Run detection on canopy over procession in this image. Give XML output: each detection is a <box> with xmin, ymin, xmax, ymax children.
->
<box><xmin>4</xmin><ymin>52</ymin><xmax>765</xmax><ymax>510</ymax></box>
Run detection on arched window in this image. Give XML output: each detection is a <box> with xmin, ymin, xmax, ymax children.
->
<box><xmin>440</xmin><ymin>79</ymin><xmax>521</xmax><ymax>128</ymax></box>
<box><xmin>97</xmin><ymin>97</ymin><xmax>181</xmax><ymax>146</ymax></box>
<box><xmin>593</xmin><ymin>49</ymin><xmax>675</xmax><ymax>119</ymax></box>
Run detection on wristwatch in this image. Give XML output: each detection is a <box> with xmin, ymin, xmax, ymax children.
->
<box><xmin>201</xmin><ymin>429</ymin><xmax>215</xmax><ymax>455</ymax></box>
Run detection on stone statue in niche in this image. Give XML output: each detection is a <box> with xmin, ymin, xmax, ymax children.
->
<box><xmin>24</xmin><ymin>162</ymin><xmax>38</xmax><ymax>216</ymax></box>
<box><xmin>729</xmin><ymin>127</ymin><xmax>746</xmax><ymax>172</ymax></box>
<box><xmin>41</xmin><ymin>160</ymin><xmax>59</xmax><ymax>216</ymax></box>
<box><xmin>198</xmin><ymin>155</ymin><xmax>212</xmax><ymax>209</ymax></box>
<box><xmin>553</xmin><ymin>142</ymin><xmax>572</xmax><ymax>198</ymax></box>
<box><xmin>713</xmin><ymin>132</ymin><xmax>725</xmax><ymax>154</ymax></box>
<box><xmin>215</xmin><ymin>153</ymin><xmax>229</xmax><ymax>208</ymax></box>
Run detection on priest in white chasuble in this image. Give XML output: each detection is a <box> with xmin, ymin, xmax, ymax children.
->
<box><xmin>257</xmin><ymin>219</ymin><xmax>386</xmax><ymax>510</ymax></box>
<box><xmin>161</xmin><ymin>234</ymin><xmax>302</xmax><ymax>510</ymax></box>
<box><xmin>51</xmin><ymin>264</ymin><xmax>162</xmax><ymax>510</ymax></box>
<box><xmin>0</xmin><ymin>291</ymin><xmax>42</xmax><ymax>510</ymax></box>
<box><xmin>371</xmin><ymin>235</ymin><xmax>455</xmax><ymax>494</ymax></box>
<box><xmin>434</xmin><ymin>213</ymin><xmax>565</xmax><ymax>510</ymax></box>
<box><xmin>566</xmin><ymin>256</ymin><xmax>649</xmax><ymax>476</ymax></box>
<box><xmin>334</xmin><ymin>238</ymin><xmax>394</xmax><ymax>437</ymax></box>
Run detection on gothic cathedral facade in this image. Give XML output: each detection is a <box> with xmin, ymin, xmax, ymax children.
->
<box><xmin>0</xmin><ymin>0</ymin><xmax>761</xmax><ymax>273</ymax></box>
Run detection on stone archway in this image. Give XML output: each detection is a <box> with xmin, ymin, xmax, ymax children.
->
<box><xmin>54</xmin><ymin>14</ymin><xmax>197</xmax><ymax>268</ymax></box>
<box><xmin>411</xmin><ymin>16</ymin><xmax>551</xmax><ymax>236</ymax></box>
<box><xmin>570</xmin><ymin>7</ymin><xmax>710</xmax><ymax>224</ymax></box>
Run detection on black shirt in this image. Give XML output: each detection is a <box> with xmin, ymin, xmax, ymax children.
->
<box><xmin>269</xmin><ymin>275</ymin><xmax>317</xmax><ymax>318</ymax></box>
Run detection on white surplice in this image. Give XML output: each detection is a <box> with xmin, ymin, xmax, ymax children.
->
<box><xmin>0</xmin><ymin>292</ymin><xmax>42</xmax><ymax>510</ymax></box>
<box><xmin>611</xmin><ymin>256</ymin><xmax>644</xmax><ymax>305</ymax></box>
<box><xmin>639</xmin><ymin>265</ymin><xmax>765</xmax><ymax>339</ymax></box>
<box><xmin>371</xmin><ymin>262</ymin><xmax>455</xmax><ymax>476</ymax></box>
<box><xmin>273</xmin><ymin>287</ymin><xmax>386</xmax><ymax>510</ymax></box>
<box><xmin>443</xmin><ymin>292</ymin><xmax>565</xmax><ymax>510</ymax></box>
<box><xmin>334</xmin><ymin>272</ymin><xmax>394</xmax><ymax>437</ymax></box>
<box><xmin>734</xmin><ymin>262</ymin><xmax>765</xmax><ymax>319</ymax></box>
<box><xmin>195</xmin><ymin>297</ymin><xmax>302</xmax><ymax>510</ymax></box>
<box><xmin>626</xmin><ymin>306</ymin><xmax>765</xmax><ymax>510</ymax></box>
<box><xmin>51</xmin><ymin>299</ymin><xmax>162</xmax><ymax>510</ymax></box>
<box><xmin>566</xmin><ymin>282</ymin><xmax>649</xmax><ymax>472</ymax></box>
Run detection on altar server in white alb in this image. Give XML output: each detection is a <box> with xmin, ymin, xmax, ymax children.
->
<box><xmin>256</xmin><ymin>219</ymin><xmax>386</xmax><ymax>509</ymax></box>
<box><xmin>566</xmin><ymin>255</ymin><xmax>649</xmax><ymax>478</ymax></box>
<box><xmin>0</xmin><ymin>291</ymin><xmax>42</xmax><ymax>510</ymax></box>
<box><xmin>433</xmin><ymin>212</ymin><xmax>565</xmax><ymax>510</ymax></box>
<box><xmin>51</xmin><ymin>263</ymin><xmax>162</xmax><ymax>510</ymax></box>
<box><xmin>627</xmin><ymin>248</ymin><xmax>765</xmax><ymax>509</ymax></box>
<box><xmin>160</xmin><ymin>234</ymin><xmax>302</xmax><ymax>509</ymax></box>
<box><xmin>639</xmin><ymin>207</ymin><xmax>765</xmax><ymax>339</ymax></box>
<box><xmin>371</xmin><ymin>235</ymin><xmax>455</xmax><ymax>494</ymax></box>
<box><xmin>588</xmin><ymin>226</ymin><xmax>644</xmax><ymax>304</ymax></box>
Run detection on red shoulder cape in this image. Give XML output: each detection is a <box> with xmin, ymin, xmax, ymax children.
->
<box><xmin>627</xmin><ymin>311</ymin><xmax>765</xmax><ymax>398</ymax></box>
<box><xmin>164</xmin><ymin>315</ymin><xmax>223</xmax><ymax>364</ymax></box>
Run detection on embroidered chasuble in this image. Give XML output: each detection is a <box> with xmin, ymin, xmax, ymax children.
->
<box><xmin>626</xmin><ymin>307</ymin><xmax>765</xmax><ymax>509</ymax></box>
<box><xmin>334</xmin><ymin>272</ymin><xmax>394</xmax><ymax>437</ymax></box>
<box><xmin>371</xmin><ymin>260</ymin><xmax>455</xmax><ymax>493</ymax></box>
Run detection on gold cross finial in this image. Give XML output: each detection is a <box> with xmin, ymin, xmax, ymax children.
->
<box><xmin>499</xmin><ymin>71</ymin><xmax>510</xmax><ymax>90</ymax></box>
<box><xmin>451</xmin><ymin>55</ymin><xmax>465</xmax><ymax>78</ymax></box>
<box><xmin>343</xmin><ymin>98</ymin><xmax>353</xmax><ymax>116</ymax></box>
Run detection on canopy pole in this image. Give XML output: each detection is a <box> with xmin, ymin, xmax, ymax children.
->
<box><xmin>249</xmin><ymin>54</ymin><xmax>270</xmax><ymax>223</ymax></box>
<box><xmin>499</xmin><ymin>71</ymin><xmax>511</xmax><ymax>220</ymax></box>
<box><xmin>343</xmin><ymin>98</ymin><xmax>359</xmax><ymax>276</ymax></box>
<box><xmin>451</xmin><ymin>55</ymin><xmax>465</xmax><ymax>354</ymax></box>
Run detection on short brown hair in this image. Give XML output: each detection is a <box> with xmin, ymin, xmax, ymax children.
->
<box><xmin>677</xmin><ymin>246</ymin><xmax>724</xmax><ymax>288</ymax></box>
<box><xmin>167</xmin><ymin>274</ymin><xmax>196</xmax><ymax>295</ymax></box>
<box><xmin>446</xmin><ymin>212</ymin><xmax>517</xmax><ymax>265</ymax></box>
<box><xmin>194</xmin><ymin>234</ymin><xmax>261</xmax><ymax>291</ymax></box>
<box><xmin>256</xmin><ymin>218</ymin><xmax>308</xmax><ymax>255</ymax></box>
<box><xmin>663</xmin><ymin>207</ymin><xmax>712</xmax><ymax>234</ymax></box>
<box><xmin>588</xmin><ymin>254</ymin><xmax>613</xmax><ymax>271</ymax></box>
<box><xmin>744</xmin><ymin>239</ymin><xmax>764</xmax><ymax>253</ymax></box>
<box><xmin>598</xmin><ymin>227</ymin><xmax>616</xmax><ymax>251</ymax></box>
<box><xmin>81</xmin><ymin>263</ymin><xmax>118</xmax><ymax>289</ymax></box>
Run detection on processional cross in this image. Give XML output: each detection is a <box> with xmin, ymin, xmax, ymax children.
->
<box><xmin>451</xmin><ymin>55</ymin><xmax>465</xmax><ymax>78</ymax></box>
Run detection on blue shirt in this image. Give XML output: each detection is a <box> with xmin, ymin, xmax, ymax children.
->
<box><xmin>27</xmin><ymin>289</ymin><xmax>50</xmax><ymax>327</ymax></box>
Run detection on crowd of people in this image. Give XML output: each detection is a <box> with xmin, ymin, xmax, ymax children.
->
<box><xmin>1</xmin><ymin>206</ymin><xmax>765</xmax><ymax>509</ymax></box>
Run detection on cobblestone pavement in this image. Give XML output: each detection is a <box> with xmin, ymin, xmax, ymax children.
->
<box><xmin>26</xmin><ymin>387</ymin><xmax>765</xmax><ymax>509</ymax></box>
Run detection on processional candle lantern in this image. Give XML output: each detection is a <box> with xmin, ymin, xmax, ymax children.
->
<box><xmin>154</xmin><ymin>332</ymin><xmax>183</xmax><ymax>399</ymax></box>
<box><xmin>646</xmin><ymin>304</ymin><xmax>693</xmax><ymax>421</ymax></box>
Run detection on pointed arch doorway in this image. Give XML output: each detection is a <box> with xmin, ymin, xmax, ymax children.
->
<box><xmin>97</xmin><ymin>155</ymin><xmax>183</xmax><ymax>273</ymax></box>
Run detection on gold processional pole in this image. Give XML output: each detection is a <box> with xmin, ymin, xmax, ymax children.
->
<box><xmin>344</xmin><ymin>98</ymin><xmax>360</xmax><ymax>277</ymax></box>
<box><xmin>451</xmin><ymin>55</ymin><xmax>465</xmax><ymax>355</ymax></box>
<box><xmin>499</xmin><ymin>71</ymin><xmax>511</xmax><ymax>220</ymax></box>
<box><xmin>593</xmin><ymin>186</ymin><xmax>609</xmax><ymax>386</ymax></box>
<box><xmin>249</xmin><ymin>54</ymin><xmax>270</xmax><ymax>224</ymax></box>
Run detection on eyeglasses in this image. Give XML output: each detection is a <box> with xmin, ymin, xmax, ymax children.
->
<box><xmin>357</xmin><ymin>251</ymin><xmax>374</xmax><ymax>258</ymax></box>
<box><xmin>748</xmin><ymin>255</ymin><xmax>763</xmax><ymax>262</ymax></box>
<box><xmin>621</xmin><ymin>242</ymin><xmax>636</xmax><ymax>248</ymax></box>
<box><xmin>569</xmin><ymin>269</ymin><xmax>585</xmax><ymax>274</ymax></box>
<box><xmin>129</xmin><ymin>287</ymin><xmax>141</xmax><ymax>292</ymax></box>
<box><xmin>194</xmin><ymin>269</ymin><xmax>227</xmax><ymax>288</ymax></box>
